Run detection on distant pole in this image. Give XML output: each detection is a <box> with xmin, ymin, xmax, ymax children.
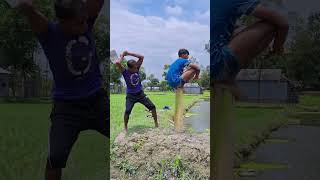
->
<box><xmin>174</xmin><ymin>87</ymin><xmax>184</xmax><ymax>132</ymax></box>
<box><xmin>212</xmin><ymin>85</ymin><xmax>234</xmax><ymax>180</ymax></box>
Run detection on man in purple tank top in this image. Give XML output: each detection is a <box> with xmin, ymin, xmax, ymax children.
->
<box><xmin>116</xmin><ymin>51</ymin><xmax>158</xmax><ymax>132</ymax></box>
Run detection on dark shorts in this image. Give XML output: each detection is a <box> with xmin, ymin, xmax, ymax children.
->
<box><xmin>125</xmin><ymin>91</ymin><xmax>156</xmax><ymax>115</ymax></box>
<box><xmin>47</xmin><ymin>88</ymin><xmax>109</xmax><ymax>168</ymax></box>
<box><xmin>211</xmin><ymin>46</ymin><xmax>240</xmax><ymax>81</ymax></box>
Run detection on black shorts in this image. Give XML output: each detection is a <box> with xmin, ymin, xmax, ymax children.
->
<box><xmin>125</xmin><ymin>91</ymin><xmax>155</xmax><ymax>115</ymax></box>
<box><xmin>47</xmin><ymin>88</ymin><xmax>109</xmax><ymax>168</ymax></box>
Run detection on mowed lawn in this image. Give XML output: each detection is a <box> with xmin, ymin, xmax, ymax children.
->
<box><xmin>0</xmin><ymin>103</ymin><xmax>108</xmax><ymax>180</ymax></box>
<box><xmin>234</xmin><ymin>95</ymin><xmax>320</xmax><ymax>149</ymax></box>
<box><xmin>110</xmin><ymin>91</ymin><xmax>209</xmax><ymax>141</ymax></box>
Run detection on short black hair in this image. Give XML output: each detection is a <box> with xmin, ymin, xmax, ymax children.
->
<box><xmin>54</xmin><ymin>0</ymin><xmax>88</xmax><ymax>19</ymax></box>
<box><xmin>178</xmin><ymin>49</ymin><xmax>189</xmax><ymax>57</ymax></box>
<box><xmin>127</xmin><ymin>59</ymin><xmax>137</xmax><ymax>68</ymax></box>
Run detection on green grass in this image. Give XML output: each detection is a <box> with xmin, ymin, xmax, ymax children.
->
<box><xmin>0</xmin><ymin>104</ymin><xmax>108</xmax><ymax>180</ymax></box>
<box><xmin>234</xmin><ymin>106</ymin><xmax>285</xmax><ymax>148</ymax></box>
<box><xmin>299</xmin><ymin>95</ymin><xmax>320</xmax><ymax>108</ymax></box>
<box><xmin>239</xmin><ymin>162</ymin><xmax>288</xmax><ymax>170</ymax></box>
<box><xmin>110</xmin><ymin>91</ymin><xmax>208</xmax><ymax>142</ymax></box>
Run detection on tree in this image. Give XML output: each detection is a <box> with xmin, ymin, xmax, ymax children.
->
<box><xmin>159</xmin><ymin>80</ymin><xmax>169</xmax><ymax>91</ymax></box>
<box><xmin>93</xmin><ymin>12</ymin><xmax>109</xmax><ymax>93</ymax></box>
<box><xmin>198</xmin><ymin>65</ymin><xmax>210</xmax><ymax>90</ymax></box>
<box><xmin>0</xmin><ymin>1</ymin><xmax>54</xmax><ymax>97</ymax></box>
<box><xmin>162</xmin><ymin>64</ymin><xmax>170</xmax><ymax>80</ymax></box>
<box><xmin>147</xmin><ymin>74</ymin><xmax>159</xmax><ymax>91</ymax></box>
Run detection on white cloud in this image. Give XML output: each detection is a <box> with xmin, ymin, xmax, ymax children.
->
<box><xmin>165</xmin><ymin>5</ymin><xmax>183</xmax><ymax>16</ymax></box>
<box><xmin>111</xmin><ymin>1</ymin><xmax>209</xmax><ymax>79</ymax></box>
<box><xmin>195</xmin><ymin>10</ymin><xmax>210</xmax><ymax>21</ymax></box>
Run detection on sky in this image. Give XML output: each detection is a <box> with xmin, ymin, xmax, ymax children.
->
<box><xmin>110</xmin><ymin>0</ymin><xmax>210</xmax><ymax>80</ymax></box>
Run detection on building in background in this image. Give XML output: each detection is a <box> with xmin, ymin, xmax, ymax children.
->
<box><xmin>236</xmin><ymin>69</ymin><xmax>299</xmax><ymax>103</ymax></box>
<box><xmin>183</xmin><ymin>83</ymin><xmax>203</xmax><ymax>94</ymax></box>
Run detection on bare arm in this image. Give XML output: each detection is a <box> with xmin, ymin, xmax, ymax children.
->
<box><xmin>125</xmin><ymin>51</ymin><xmax>144</xmax><ymax>68</ymax></box>
<box><xmin>115</xmin><ymin>53</ymin><xmax>125</xmax><ymax>73</ymax></box>
<box><xmin>18</xmin><ymin>0</ymin><xmax>49</xmax><ymax>34</ymax></box>
<box><xmin>251</xmin><ymin>4</ymin><xmax>289</xmax><ymax>54</ymax></box>
<box><xmin>87</xmin><ymin>0</ymin><xmax>104</xmax><ymax>18</ymax></box>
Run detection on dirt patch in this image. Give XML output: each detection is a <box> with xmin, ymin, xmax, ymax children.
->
<box><xmin>111</xmin><ymin>128</ymin><xmax>210</xmax><ymax>180</ymax></box>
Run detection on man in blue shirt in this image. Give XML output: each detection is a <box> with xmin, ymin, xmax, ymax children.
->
<box><xmin>17</xmin><ymin>0</ymin><xmax>108</xmax><ymax>179</ymax></box>
<box><xmin>211</xmin><ymin>0</ymin><xmax>289</xmax><ymax>97</ymax></box>
<box><xmin>116</xmin><ymin>51</ymin><xmax>158</xmax><ymax>132</ymax></box>
<box><xmin>167</xmin><ymin>49</ymin><xmax>200</xmax><ymax>89</ymax></box>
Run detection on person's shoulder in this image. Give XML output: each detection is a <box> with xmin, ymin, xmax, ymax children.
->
<box><xmin>37</xmin><ymin>21</ymin><xmax>59</xmax><ymax>44</ymax></box>
<box><xmin>122</xmin><ymin>68</ymin><xmax>128</xmax><ymax>74</ymax></box>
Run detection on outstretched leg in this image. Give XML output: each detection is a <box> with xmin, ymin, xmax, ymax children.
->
<box><xmin>151</xmin><ymin>108</ymin><xmax>159</xmax><ymax>128</ymax></box>
<box><xmin>124</xmin><ymin>95</ymin><xmax>135</xmax><ymax>133</ymax></box>
<box><xmin>139</xmin><ymin>93</ymin><xmax>158</xmax><ymax>128</ymax></box>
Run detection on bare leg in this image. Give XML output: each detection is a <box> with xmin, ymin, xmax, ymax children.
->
<box><xmin>228</xmin><ymin>20</ymin><xmax>277</xmax><ymax>68</ymax></box>
<box><xmin>214</xmin><ymin>21</ymin><xmax>277</xmax><ymax>98</ymax></box>
<box><xmin>151</xmin><ymin>108</ymin><xmax>159</xmax><ymax>127</ymax></box>
<box><xmin>45</xmin><ymin>162</ymin><xmax>62</xmax><ymax>180</ymax></box>
<box><xmin>181</xmin><ymin>68</ymin><xmax>199</xmax><ymax>83</ymax></box>
<box><xmin>124</xmin><ymin>113</ymin><xmax>129</xmax><ymax>133</ymax></box>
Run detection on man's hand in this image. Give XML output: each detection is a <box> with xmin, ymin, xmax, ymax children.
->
<box><xmin>122</xmin><ymin>51</ymin><xmax>128</xmax><ymax>56</ymax></box>
<box><xmin>16</xmin><ymin>0</ymin><xmax>48</xmax><ymax>34</ymax></box>
<box><xmin>252</xmin><ymin>4</ymin><xmax>289</xmax><ymax>58</ymax></box>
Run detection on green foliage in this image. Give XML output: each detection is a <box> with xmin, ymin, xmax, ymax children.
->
<box><xmin>116</xmin><ymin>159</ymin><xmax>137</xmax><ymax>176</ymax></box>
<box><xmin>159</xmin><ymin>80</ymin><xmax>172</xmax><ymax>91</ymax></box>
<box><xmin>162</xmin><ymin>64</ymin><xmax>170</xmax><ymax>80</ymax></box>
<box><xmin>198</xmin><ymin>65</ymin><xmax>210</xmax><ymax>89</ymax></box>
<box><xmin>287</xmin><ymin>12</ymin><xmax>320</xmax><ymax>89</ymax></box>
<box><xmin>147</xmin><ymin>74</ymin><xmax>159</xmax><ymax>88</ymax></box>
<box><xmin>132</xmin><ymin>138</ymin><xmax>146</xmax><ymax>152</ymax></box>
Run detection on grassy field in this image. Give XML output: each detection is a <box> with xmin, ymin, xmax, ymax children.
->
<box><xmin>1</xmin><ymin>92</ymin><xmax>319</xmax><ymax>179</ymax></box>
<box><xmin>0</xmin><ymin>103</ymin><xmax>107</xmax><ymax>180</ymax></box>
<box><xmin>110</xmin><ymin>91</ymin><xmax>209</xmax><ymax>141</ymax></box>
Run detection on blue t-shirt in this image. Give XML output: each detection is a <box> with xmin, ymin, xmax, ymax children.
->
<box><xmin>38</xmin><ymin>17</ymin><xmax>102</xmax><ymax>100</ymax></box>
<box><xmin>122</xmin><ymin>68</ymin><xmax>143</xmax><ymax>94</ymax></box>
<box><xmin>167</xmin><ymin>58</ymin><xmax>191</xmax><ymax>82</ymax></box>
<box><xmin>211</xmin><ymin>0</ymin><xmax>260</xmax><ymax>64</ymax></box>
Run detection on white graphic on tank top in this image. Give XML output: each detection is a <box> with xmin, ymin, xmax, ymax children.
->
<box><xmin>130</xmin><ymin>73</ymin><xmax>140</xmax><ymax>86</ymax></box>
<box><xmin>65</xmin><ymin>36</ymin><xmax>92</xmax><ymax>79</ymax></box>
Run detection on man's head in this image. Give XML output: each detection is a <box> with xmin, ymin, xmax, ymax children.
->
<box><xmin>55</xmin><ymin>0</ymin><xmax>89</xmax><ymax>35</ymax></box>
<box><xmin>178</xmin><ymin>49</ymin><xmax>189</xmax><ymax>59</ymax></box>
<box><xmin>127</xmin><ymin>59</ymin><xmax>138</xmax><ymax>72</ymax></box>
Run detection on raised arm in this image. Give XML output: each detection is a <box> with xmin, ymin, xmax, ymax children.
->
<box><xmin>251</xmin><ymin>4</ymin><xmax>289</xmax><ymax>54</ymax></box>
<box><xmin>115</xmin><ymin>53</ymin><xmax>125</xmax><ymax>73</ymax></box>
<box><xmin>17</xmin><ymin>0</ymin><xmax>49</xmax><ymax>34</ymax></box>
<box><xmin>125</xmin><ymin>51</ymin><xmax>144</xmax><ymax>68</ymax></box>
<box><xmin>87</xmin><ymin>0</ymin><xmax>104</xmax><ymax>18</ymax></box>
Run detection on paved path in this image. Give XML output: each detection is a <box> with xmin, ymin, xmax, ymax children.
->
<box><xmin>240</xmin><ymin>125</ymin><xmax>320</xmax><ymax>180</ymax></box>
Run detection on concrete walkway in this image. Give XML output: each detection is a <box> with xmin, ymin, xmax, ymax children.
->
<box><xmin>240</xmin><ymin>125</ymin><xmax>320</xmax><ymax>180</ymax></box>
